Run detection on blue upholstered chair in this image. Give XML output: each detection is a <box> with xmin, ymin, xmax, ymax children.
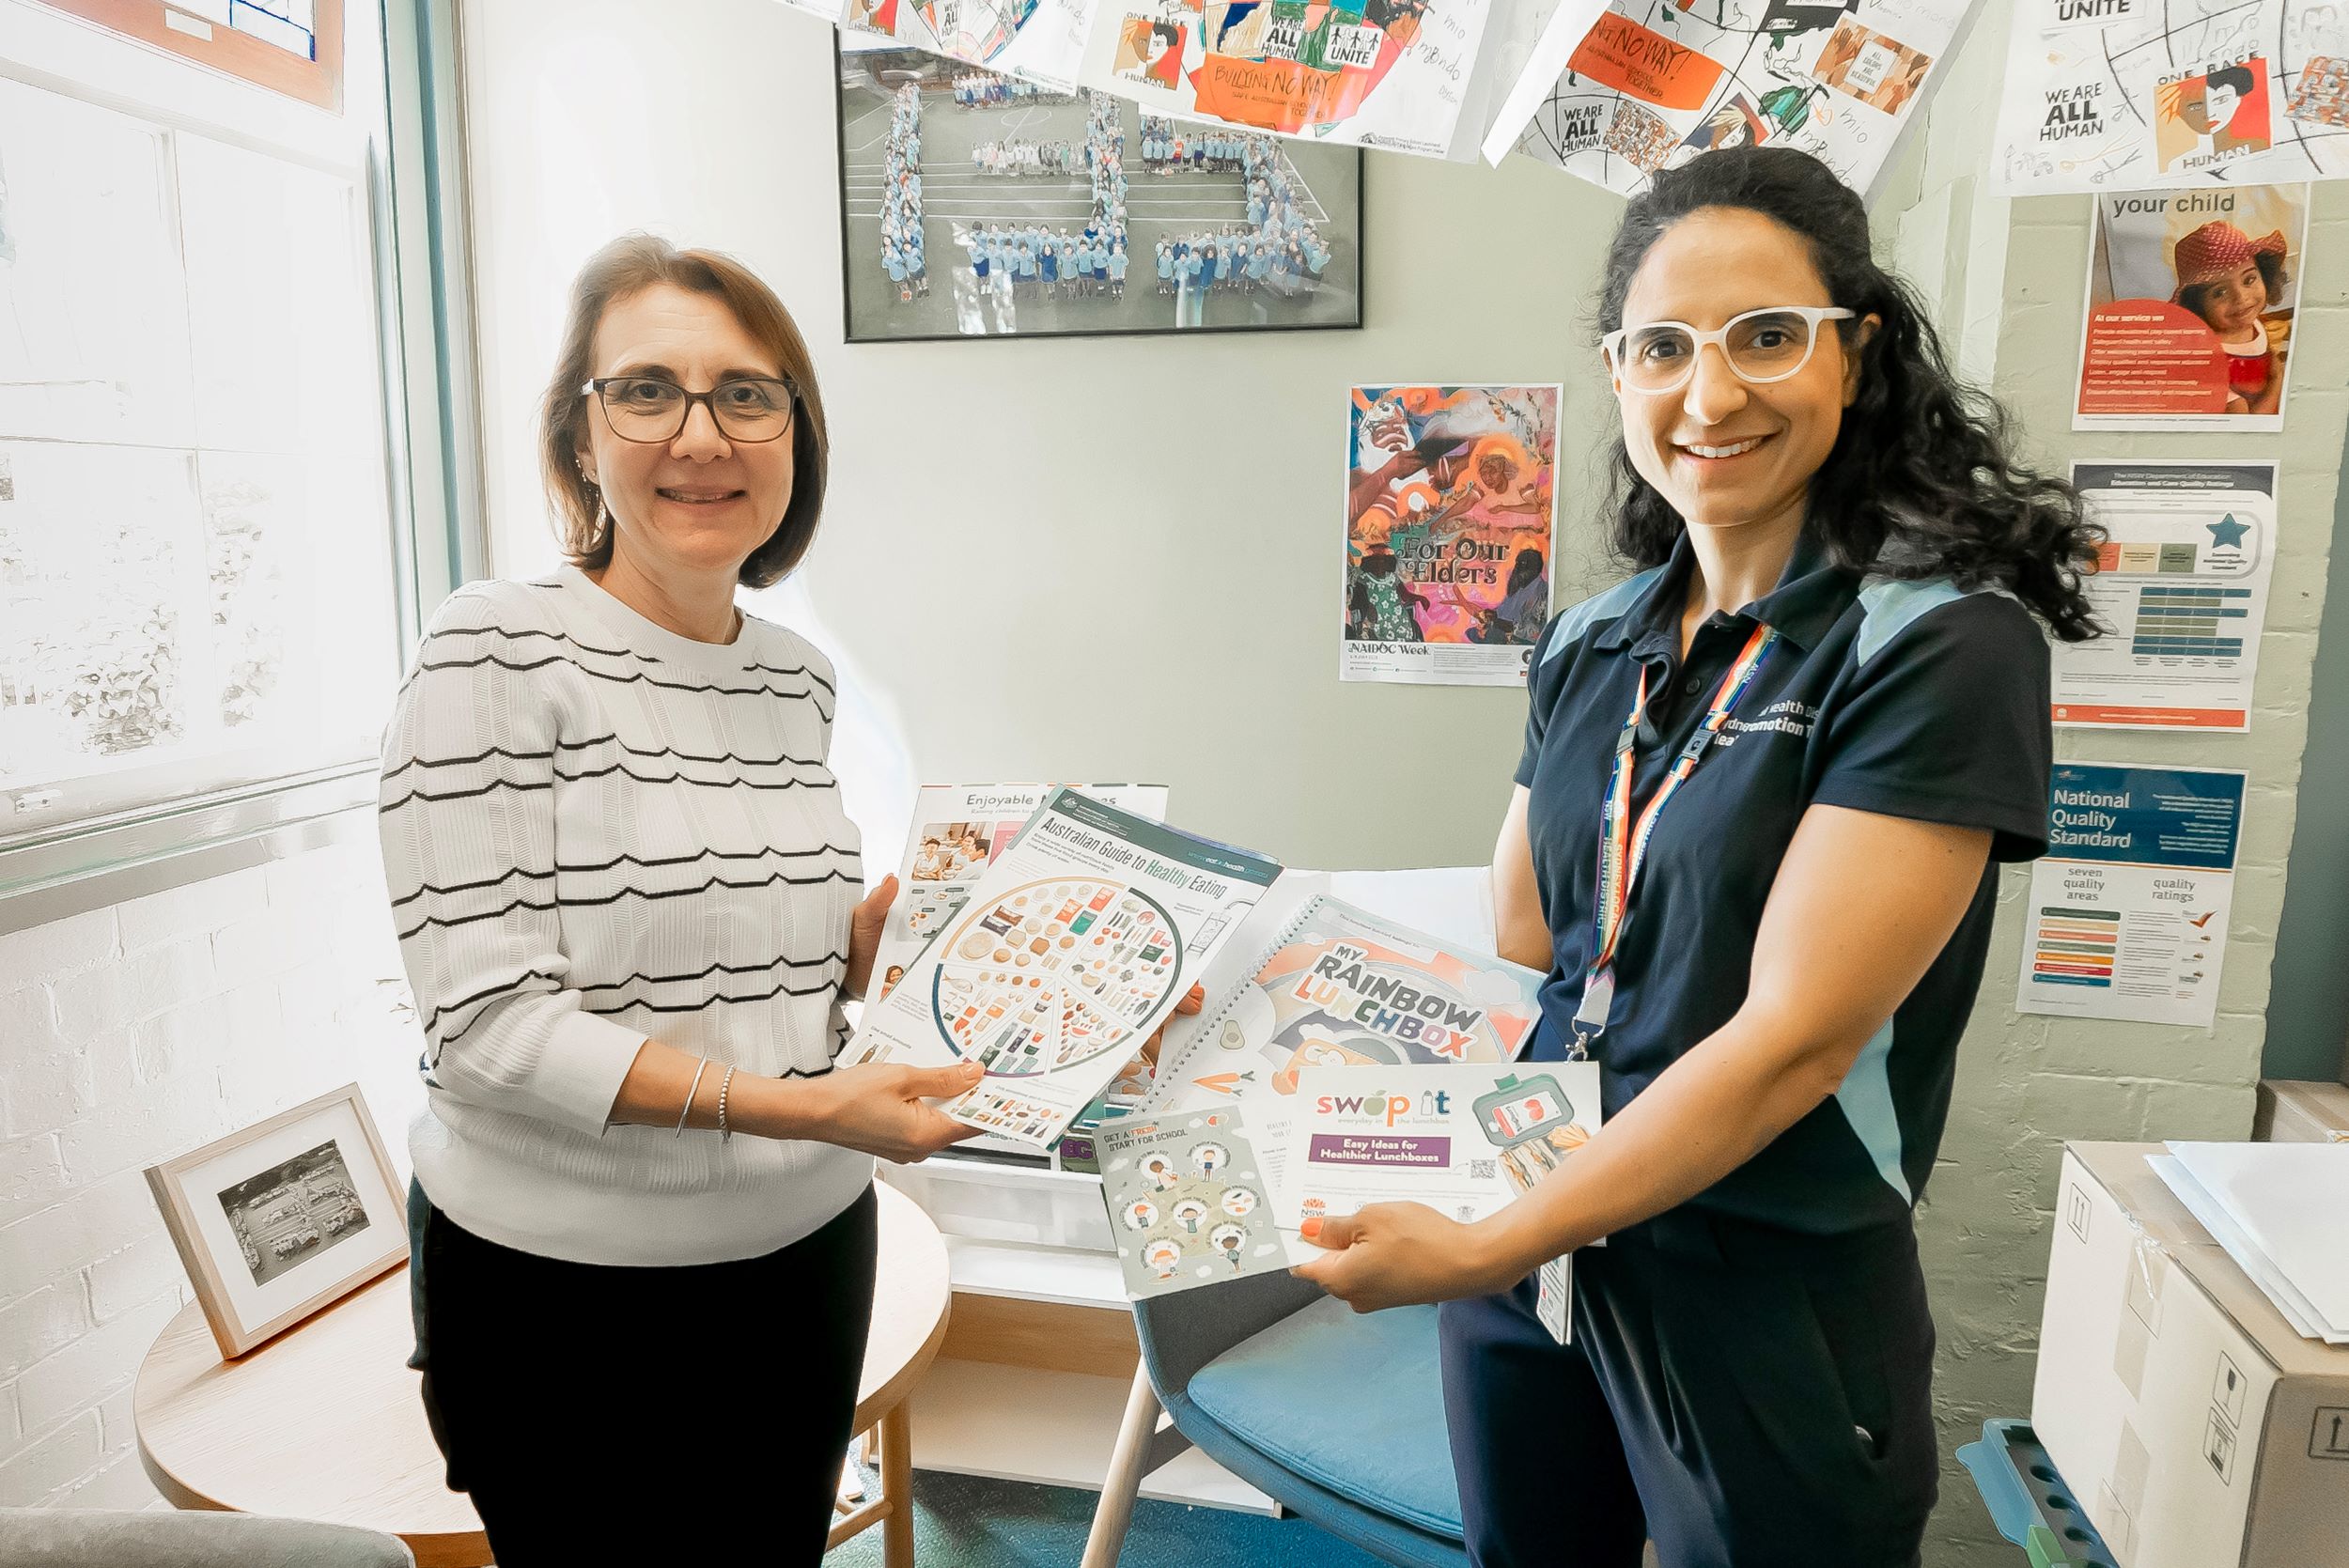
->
<box><xmin>1078</xmin><ymin>1268</ymin><xmax>1469</xmax><ymax>1567</ymax></box>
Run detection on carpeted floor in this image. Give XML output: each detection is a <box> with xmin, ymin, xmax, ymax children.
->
<box><xmin>823</xmin><ymin>1467</ymin><xmax>1386</xmax><ymax>1568</ymax></box>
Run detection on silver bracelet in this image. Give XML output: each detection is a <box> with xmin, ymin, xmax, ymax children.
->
<box><xmin>676</xmin><ymin>1057</ymin><xmax>711</xmax><ymax>1138</ymax></box>
<box><xmin>716</xmin><ymin>1064</ymin><xmax>737</xmax><ymax>1142</ymax></box>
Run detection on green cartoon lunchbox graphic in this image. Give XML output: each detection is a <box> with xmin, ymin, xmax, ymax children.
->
<box><xmin>1471</xmin><ymin>1073</ymin><xmax>1592</xmax><ymax>1196</ymax></box>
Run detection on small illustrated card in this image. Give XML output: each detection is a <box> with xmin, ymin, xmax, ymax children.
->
<box><xmin>1097</xmin><ymin>1107</ymin><xmax>1293</xmax><ymax>1298</ymax></box>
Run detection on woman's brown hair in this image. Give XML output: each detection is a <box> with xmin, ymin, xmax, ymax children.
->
<box><xmin>539</xmin><ymin>234</ymin><xmax>829</xmax><ymax>588</ymax></box>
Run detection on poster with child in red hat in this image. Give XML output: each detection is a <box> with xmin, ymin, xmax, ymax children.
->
<box><xmin>2075</xmin><ymin>182</ymin><xmax>2310</xmax><ymax>432</ymax></box>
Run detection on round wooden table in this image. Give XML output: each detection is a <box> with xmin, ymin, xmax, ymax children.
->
<box><xmin>135</xmin><ymin>1183</ymin><xmax>951</xmax><ymax>1567</ymax></box>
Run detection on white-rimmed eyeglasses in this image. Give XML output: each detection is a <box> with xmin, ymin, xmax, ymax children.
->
<box><xmin>1600</xmin><ymin>306</ymin><xmax>1857</xmax><ymax>396</ymax></box>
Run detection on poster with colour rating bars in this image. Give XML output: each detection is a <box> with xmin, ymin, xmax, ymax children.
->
<box><xmin>2052</xmin><ymin>462</ymin><xmax>2276</xmax><ymax>731</ymax></box>
<box><xmin>2016</xmin><ymin>764</ymin><xmax>2244</xmax><ymax>1028</ymax></box>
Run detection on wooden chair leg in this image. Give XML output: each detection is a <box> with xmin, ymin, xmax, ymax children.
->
<box><xmin>879</xmin><ymin>1405</ymin><xmax>915</xmax><ymax>1568</ymax></box>
<box><xmin>1080</xmin><ymin>1364</ymin><xmax>1164</xmax><ymax>1568</ymax></box>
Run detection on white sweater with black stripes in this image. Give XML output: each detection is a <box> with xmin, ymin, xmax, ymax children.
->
<box><xmin>378</xmin><ymin>566</ymin><xmax>872</xmax><ymax>1266</ymax></box>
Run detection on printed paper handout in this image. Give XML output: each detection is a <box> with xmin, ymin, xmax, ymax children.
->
<box><xmin>1486</xmin><ymin>0</ymin><xmax>1979</xmax><ymax>199</ymax></box>
<box><xmin>2074</xmin><ymin>184</ymin><xmax>2310</xmax><ymax>432</ymax></box>
<box><xmin>1097</xmin><ymin>1105</ymin><xmax>1295</xmax><ymax>1296</ymax></box>
<box><xmin>1343</xmin><ymin>383</ymin><xmax>1561</xmax><ymax>687</ymax></box>
<box><xmin>847</xmin><ymin>0</ymin><xmax>1101</xmax><ymax>91</ymax></box>
<box><xmin>1286</xmin><ymin>1062</ymin><xmax>1599</xmax><ymax>1242</ymax></box>
<box><xmin>1992</xmin><ymin>0</ymin><xmax>2349</xmax><ymax>194</ymax></box>
<box><xmin>2015</xmin><ymin>763</ymin><xmax>2245</xmax><ymax>1029</ymax></box>
<box><xmin>842</xmin><ymin>788</ymin><xmax>1280</xmax><ymax>1147</ymax></box>
<box><xmin>864</xmin><ymin>783</ymin><xmax>1170</xmax><ymax>1007</ymax></box>
<box><xmin>1073</xmin><ymin>0</ymin><xmax>1525</xmax><ymax>160</ymax></box>
<box><xmin>1148</xmin><ymin>892</ymin><xmax>1545</xmax><ymax>1113</ymax></box>
<box><xmin>2052</xmin><ymin>462</ymin><xmax>2276</xmax><ymax>732</ymax></box>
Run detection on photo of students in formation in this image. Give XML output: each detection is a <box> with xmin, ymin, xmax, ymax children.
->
<box><xmin>837</xmin><ymin>48</ymin><xmax>1361</xmax><ymax>339</ymax></box>
<box><xmin>878</xmin><ymin>82</ymin><xmax>929</xmax><ymax>306</ymax></box>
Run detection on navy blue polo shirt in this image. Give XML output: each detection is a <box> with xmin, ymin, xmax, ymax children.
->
<box><xmin>1518</xmin><ymin>528</ymin><xmax>2052</xmax><ymax>1234</ymax></box>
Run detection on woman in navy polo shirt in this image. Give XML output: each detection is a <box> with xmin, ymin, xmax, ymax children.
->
<box><xmin>1296</xmin><ymin>147</ymin><xmax>2103</xmax><ymax>1566</ymax></box>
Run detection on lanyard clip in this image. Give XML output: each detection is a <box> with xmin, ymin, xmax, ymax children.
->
<box><xmin>1569</xmin><ymin>970</ymin><xmax>1614</xmax><ymax>1062</ymax></box>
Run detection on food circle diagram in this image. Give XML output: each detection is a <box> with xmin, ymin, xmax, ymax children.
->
<box><xmin>931</xmin><ymin>877</ymin><xmax>1184</xmax><ymax>1077</ymax></box>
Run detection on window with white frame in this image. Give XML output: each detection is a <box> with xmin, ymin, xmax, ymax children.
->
<box><xmin>0</xmin><ymin>0</ymin><xmax>436</xmax><ymax>893</ymax></box>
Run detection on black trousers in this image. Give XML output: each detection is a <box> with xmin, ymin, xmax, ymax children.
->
<box><xmin>407</xmin><ymin>1182</ymin><xmax>879</xmax><ymax>1566</ymax></box>
<box><xmin>1437</xmin><ymin>1209</ymin><xmax>1937</xmax><ymax>1568</ymax></box>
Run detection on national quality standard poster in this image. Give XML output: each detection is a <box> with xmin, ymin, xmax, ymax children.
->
<box><xmin>2015</xmin><ymin>763</ymin><xmax>2244</xmax><ymax>1029</ymax></box>
<box><xmin>2053</xmin><ymin>461</ymin><xmax>2277</xmax><ymax>732</ymax></box>
<box><xmin>1341</xmin><ymin>383</ymin><xmax>1561</xmax><ymax>687</ymax></box>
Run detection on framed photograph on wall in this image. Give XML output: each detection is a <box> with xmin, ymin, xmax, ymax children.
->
<box><xmin>834</xmin><ymin>38</ymin><xmax>1364</xmax><ymax>344</ymax></box>
<box><xmin>144</xmin><ymin>1083</ymin><xmax>407</xmax><ymax>1359</ymax></box>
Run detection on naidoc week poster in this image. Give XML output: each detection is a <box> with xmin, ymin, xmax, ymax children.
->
<box><xmin>1073</xmin><ymin>0</ymin><xmax>1519</xmax><ymax>159</ymax></box>
<box><xmin>1341</xmin><ymin>384</ymin><xmax>1561</xmax><ymax>687</ymax></box>
<box><xmin>2074</xmin><ymin>182</ymin><xmax>2310</xmax><ymax>431</ymax></box>
<box><xmin>844</xmin><ymin>0</ymin><xmax>1100</xmax><ymax>89</ymax></box>
<box><xmin>1992</xmin><ymin>0</ymin><xmax>2349</xmax><ymax>194</ymax></box>
<box><xmin>1482</xmin><ymin>0</ymin><xmax>1979</xmax><ymax>198</ymax></box>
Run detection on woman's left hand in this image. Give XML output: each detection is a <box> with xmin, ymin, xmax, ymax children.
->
<box><xmin>845</xmin><ymin>874</ymin><xmax>896</xmax><ymax>998</ymax></box>
<box><xmin>1290</xmin><ymin>1203</ymin><xmax>1521</xmax><ymax>1313</ymax></box>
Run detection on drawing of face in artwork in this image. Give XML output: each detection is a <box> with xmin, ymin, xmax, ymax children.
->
<box><xmin>1190</xmin><ymin>1141</ymin><xmax>1229</xmax><ymax>1177</ymax></box>
<box><xmin>1173</xmin><ymin>1197</ymin><xmax>1210</xmax><ymax>1234</ymax></box>
<box><xmin>1141</xmin><ymin>1154</ymin><xmax>1179</xmax><ymax>1189</ymax></box>
<box><xmin>1143</xmin><ymin>1237</ymin><xmax>1183</xmax><ymax>1279</ymax></box>
<box><xmin>1125</xmin><ymin>1197</ymin><xmax>1159</xmax><ymax>1230</ymax></box>
<box><xmin>1210</xmin><ymin>1222</ymin><xmax>1249</xmax><ymax>1268</ymax></box>
<box><xmin>1220</xmin><ymin>1186</ymin><xmax>1258</xmax><ymax>1219</ymax></box>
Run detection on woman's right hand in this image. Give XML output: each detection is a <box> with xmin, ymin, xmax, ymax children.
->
<box><xmin>793</xmin><ymin>1061</ymin><xmax>985</xmax><ymax>1163</ymax></box>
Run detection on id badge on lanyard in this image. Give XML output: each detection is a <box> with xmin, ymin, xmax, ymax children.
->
<box><xmin>1568</xmin><ymin>622</ymin><xmax>1778</xmax><ymax>1061</ymax></box>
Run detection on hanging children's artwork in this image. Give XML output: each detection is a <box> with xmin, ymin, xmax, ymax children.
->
<box><xmin>1074</xmin><ymin>0</ymin><xmax>1530</xmax><ymax>160</ymax></box>
<box><xmin>2073</xmin><ymin>182</ymin><xmax>2310</xmax><ymax>431</ymax></box>
<box><xmin>1483</xmin><ymin>0</ymin><xmax>1981</xmax><ymax>200</ymax></box>
<box><xmin>1991</xmin><ymin>0</ymin><xmax>2349</xmax><ymax>194</ymax></box>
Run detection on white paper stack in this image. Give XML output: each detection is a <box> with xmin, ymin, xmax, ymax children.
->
<box><xmin>2152</xmin><ymin>1141</ymin><xmax>2349</xmax><ymax>1344</ymax></box>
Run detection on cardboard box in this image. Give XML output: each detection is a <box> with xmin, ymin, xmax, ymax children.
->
<box><xmin>2253</xmin><ymin>1079</ymin><xmax>2349</xmax><ymax>1144</ymax></box>
<box><xmin>2032</xmin><ymin>1143</ymin><xmax>2349</xmax><ymax>1567</ymax></box>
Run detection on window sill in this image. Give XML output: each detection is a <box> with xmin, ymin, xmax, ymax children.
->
<box><xmin>0</xmin><ymin>762</ymin><xmax>380</xmax><ymax>939</ymax></box>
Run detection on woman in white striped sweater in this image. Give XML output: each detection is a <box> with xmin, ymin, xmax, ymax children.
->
<box><xmin>379</xmin><ymin>236</ymin><xmax>1146</xmax><ymax>1562</ymax></box>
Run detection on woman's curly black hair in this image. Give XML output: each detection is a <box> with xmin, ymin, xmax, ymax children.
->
<box><xmin>1594</xmin><ymin>147</ymin><xmax>2105</xmax><ymax>642</ymax></box>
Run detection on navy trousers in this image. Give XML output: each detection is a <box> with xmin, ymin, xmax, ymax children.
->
<box><xmin>1437</xmin><ymin>1208</ymin><xmax>1937</xmax><ymax>1568</ymax></box>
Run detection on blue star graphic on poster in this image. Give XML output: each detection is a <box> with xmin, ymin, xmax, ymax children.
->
<box><xmin>2207</xmin><ymin>514</ymin><xmax>2251</xmax><ymax>549</ymax></box>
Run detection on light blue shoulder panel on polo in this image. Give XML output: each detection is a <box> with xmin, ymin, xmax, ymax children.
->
<box><xmin>1539</xmin><ymin>566</ymin><xmax>1669</xmax><ymax>668</ymax></box>
<box><xmin>1834</xmin><ymin>1019</ymin><xmax>1912</xmax><ymax>1203</ymax></box>
<box><xmin>1854</xmin><ymin>576</ymin><xmax>1976</xmax><ymax>666</ymax></box>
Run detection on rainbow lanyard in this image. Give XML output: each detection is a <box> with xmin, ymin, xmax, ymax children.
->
<box><xmin>1569</xmin><ymin>621</ymin><xmax>1779</xmax><ymax>1059</ymax></box>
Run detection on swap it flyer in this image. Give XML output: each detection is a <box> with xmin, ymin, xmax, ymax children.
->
<box><xmin>1155</xmin><ymin>894</ymin><xmax>1542</xmax><ymax>1111</ymax></box>
<box><xmin>1076</xmin><ymin>0</ymin><xmax>1513</xmax><ymax>159</ymax></box>
<box><xmin>1285</xmin><ymin>1063</ymin><xmax>1602</xmax><ymax>1232</ymax></box>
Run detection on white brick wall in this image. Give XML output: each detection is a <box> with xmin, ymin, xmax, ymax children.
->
<box><xmin>0</xmin><ymin>840</ymin><xmax>424</xmax><ymax>1509</ymax></box>
<box><xmin>1885</xmin><ymin>9</ymin><xmax>2349</xmax><ymax>1561</ymax></box>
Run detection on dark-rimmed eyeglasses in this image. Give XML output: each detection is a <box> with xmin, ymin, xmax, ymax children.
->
<box><xmin>583</xmin><ymin>376</ymin><xmax>798</xmax><ymax>443</ymax></box>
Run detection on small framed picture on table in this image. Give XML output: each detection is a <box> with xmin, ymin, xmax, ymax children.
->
<box><xmin>145</xmin><ymin>1084</ymin><xmax>407</xmax><ymax>1359</ymax></box>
